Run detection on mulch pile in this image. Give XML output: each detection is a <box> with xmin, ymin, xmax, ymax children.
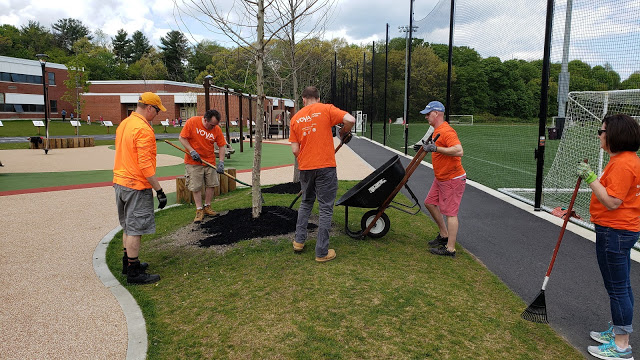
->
<box><xmin>262</xmin><ymin>182</ymin><xmax>301</xmax><ymax>194</ymax></box>
<box><xmin>197</xmin><ymin>206</ymin><xmax>316</xmax><ymax>247</ymax></box>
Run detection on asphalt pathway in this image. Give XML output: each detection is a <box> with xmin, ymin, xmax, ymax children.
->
<box><xmin>346</xmin><ymin>136</ymin><xmax>640</xmax><ymax>357</ymax></box>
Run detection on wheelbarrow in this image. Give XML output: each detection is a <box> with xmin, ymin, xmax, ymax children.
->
<box><xmin>335</xmin><ymin>134</ymin><xmax>438</xmax><ymax>239</ymax></box>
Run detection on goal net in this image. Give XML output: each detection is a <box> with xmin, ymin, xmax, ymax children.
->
<box><xmin>448</xmin><ymin>114</ymin><xmax>474</xmax><ymax>125</ymax></box>
<box><xmin>542</xmin><ymin>90</ymin><xmax>640</xmax><ymax>227</ymax></box>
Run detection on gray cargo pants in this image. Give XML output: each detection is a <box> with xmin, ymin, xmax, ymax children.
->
<box><xmin>295</xmin><ymin>167</ymin><xmax>338</xmax><ymax>258</ymax></box>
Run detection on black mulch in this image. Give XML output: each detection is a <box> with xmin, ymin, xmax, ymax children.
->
<box><xmin>197</xmin><ymin>206</ymin><xmax>317</xmax><ymax>247</ymax></box>
<box><xmin>262</xmin><ymin>182</ymin><xmax>301</xmax><ymax>194</ymax></box>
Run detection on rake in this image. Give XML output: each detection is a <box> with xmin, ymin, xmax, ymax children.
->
<box><xmin>521</xmin><ymin>164</ymin><xmax>584</xmax><ymax>323</ymax></box>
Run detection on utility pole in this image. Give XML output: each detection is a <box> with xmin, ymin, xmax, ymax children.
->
<box><xmin>399</xmin><ymin>24</ymin><xmax>418</xmax><ymax>126</ymax></box>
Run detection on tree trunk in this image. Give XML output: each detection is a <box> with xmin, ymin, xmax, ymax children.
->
<box><xmin>252</xmin><ymin>0</ymin><xmax>266</xmax><ymax>218</ymax></box>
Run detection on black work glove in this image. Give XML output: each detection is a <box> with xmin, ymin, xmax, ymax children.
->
<box><xmin>339</xmin><ymin>129</ymin><xmax>352</xmax><ymax>144</ymax></box>
<box><xmin>412</xmin><ymin>143</ymin><xmax>421</xmax><ymax>152</ymax></box>
<box><xmin>156</xmin><ymin>188</ymin><xmax>167</xmax><ymax>209</ymax></box>
<box><xmin>190</xmin><ymin>150</ymin><xmax>201</xmax><ymax>162</ymax></box>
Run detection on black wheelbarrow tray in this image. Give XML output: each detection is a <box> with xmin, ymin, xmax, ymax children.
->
<box><xmin>336</xmin><ymin>148</ymin><xmax>430</xmax><ymax>239</ymax></box>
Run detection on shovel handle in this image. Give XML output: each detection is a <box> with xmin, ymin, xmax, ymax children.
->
<box><xmin>164</xmin><ymin>139</ymin><xmax>252</xmax><ymax>187</ymax></box>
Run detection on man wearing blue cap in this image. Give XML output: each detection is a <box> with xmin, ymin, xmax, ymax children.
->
<box><xmin>419</xmin><ymin>101</ymin><xmax>466</xmax><ymax>257</ymax></box>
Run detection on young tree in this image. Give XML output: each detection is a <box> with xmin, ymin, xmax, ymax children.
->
<box><xmin>159</xmin><ymin>30</ymin><xmax>190</xmax><ymax>82</ymax></box>
<box><xmin>177</xmin><ymin>0</ymin><xmax>332</xmax><ymax>218</ymax></box>
<box><xmin>112</xmin><ymin>29</ymin><xmax>133</xmax><ymax>64</ymax></box>
<box><xmin>61</xmin><ymin>57</ymin><xmax>91</xmax><ymax>119</ymax></box>
<box><xmin>130</xmin><ymin>31</ymin><xmax>152</xmax><ymax>63</ymax></box>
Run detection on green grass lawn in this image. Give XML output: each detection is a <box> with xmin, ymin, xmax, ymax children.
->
<box><xmin>368</xmin><ymin>122</ymin><xmax>560</xmax><ymax>191</ymax></box>
<box><xmin>107</xmin><ymin>183</ymin><xmax>582</xmax><ymax>359</ymax></box>
<box><xmin>0</xmin><ymin>141</ymin><xmax>294</xmax><ymax>192</ymax></box>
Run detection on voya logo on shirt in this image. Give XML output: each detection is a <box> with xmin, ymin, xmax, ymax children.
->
<box><xmin>196</xmin><ymin>128</ymin><xmax>215</xmax><ymax>140</ymax></box>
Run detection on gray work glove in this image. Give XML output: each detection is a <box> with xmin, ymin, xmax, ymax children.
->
<box><xmin>190</xmin><ymin>150</ymin><xmax>201</xmax><ymax>162</ymax></box>
<box><xmin>216</xmin><ymin>161</ymin><xmax>224</xmax><ymax>174</ymax></box>
<box><xmin>422</xmin><ymin>139</ymin><xmax>437</xmax><ymax>153</ymax></box>
<box><xmin>156</xmin><ymin>188</ymin><xmax>167</xmax><ymax>209</ymax></box>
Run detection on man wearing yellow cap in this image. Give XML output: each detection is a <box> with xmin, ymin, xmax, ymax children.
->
<box><xmin>113</xmin><ymin>92</ymin><xmax>167</xmax><ymax>285</ymax></box>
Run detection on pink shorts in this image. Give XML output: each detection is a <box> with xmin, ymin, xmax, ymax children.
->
<box><xmin>424</xmin><ymin>176</ymin><xmax>466</xmax><ymax>216</ymax></box>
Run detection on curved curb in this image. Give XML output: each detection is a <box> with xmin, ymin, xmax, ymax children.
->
<box><xmin>93</xmin><ymin>225</ymin><xmax>148</xmax><ymax>360</ymax></box>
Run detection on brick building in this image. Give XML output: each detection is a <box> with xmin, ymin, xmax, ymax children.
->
<box><xmin>0</xmin><ymin>55</ymin><xmax>73</xmax><ymax>120</ymax></box>
<box><xmin>0</xmin><ymin>55</ymin><xmax>293</xmax><ymax>125</ymax></box>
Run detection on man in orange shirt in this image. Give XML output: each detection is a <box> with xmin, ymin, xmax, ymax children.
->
<box><xmin>419</xmin><ymin>101</ymin><xmax>466</xmax><ymax>257</ymax></box>
<box><xmin>179</xmin><ymin>109</ymin><xmax>227</xmax><ymax>222</ymax></box>
<box><xmin>113</xmin><ymin>92</ymin><xmax>167</xmax><ymax>285</ymax></box>
<box><xmin>289</xmin><ymin>86</ymin><xmax>355</xmax><ymax>262</ymax></box>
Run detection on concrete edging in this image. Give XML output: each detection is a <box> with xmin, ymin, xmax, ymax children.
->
<box><xmin>93</xmin><ymin>225</ymin><xmax>148</xmax><ymax>360</ymax></box>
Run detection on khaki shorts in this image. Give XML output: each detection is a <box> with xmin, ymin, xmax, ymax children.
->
<box><xmin>114</xmin><ymin>184</ymin><xmax>155</xmax><ymax>236</ymax></box>
<box><xmin>185</xmin><ymin>164</ymin><xmax>219</xmax><ymax>192</ymax></box>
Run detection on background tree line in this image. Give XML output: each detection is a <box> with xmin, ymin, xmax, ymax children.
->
<box><xmin>2</xmin><ymin>18</ymin><xmax>638</xmax><ymax>122</ymax></box>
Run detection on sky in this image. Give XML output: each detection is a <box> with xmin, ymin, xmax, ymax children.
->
<box><xmin>1</xmin><ymin>0</ymin><xmax>638</xmax><ymax>79</ymax></box>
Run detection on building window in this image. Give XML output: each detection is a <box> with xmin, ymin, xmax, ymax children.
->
<box><xmin>50</xmin><ymin>100</ymin><xmax>57</xmax><ymax>113</ymax></box>
<box><xmin>48</xmin><ymin>72</ymin><xmax>55</xmax><ymax>85</ymax></box>
<box><xmin>0</xmin><ymin>72</ymin><xmax>44</xmax><ymax>84</ymax></box>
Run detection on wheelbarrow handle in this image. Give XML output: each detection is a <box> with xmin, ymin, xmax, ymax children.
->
<box><xmin>164</xmin><ymin>139</ymin><xmax>252</xmax><ymax>188</ymax></box>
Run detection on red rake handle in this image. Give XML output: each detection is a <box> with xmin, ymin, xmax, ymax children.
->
<box><xmin>545</xmin><ymin>160</ymin><xmax>587</xmax><ymax>277</ymax></box>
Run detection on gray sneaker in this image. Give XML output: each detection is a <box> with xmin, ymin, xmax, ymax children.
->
<box><xmin>591</xmin><ymin>323</ymin><xmax>615</xmax><ymax>344</ymax></box>
<box><xmin>587</xmin><ymin>340</ymin><xmax>633</xmax><ymax>360</ymax></box>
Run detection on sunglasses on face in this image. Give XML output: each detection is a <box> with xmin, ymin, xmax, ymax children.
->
<box><xmin>597</xmin><ymin>129</ymin><xmax>606</xmax><ymax>136</ymax></box>
<box><xmin>152</xmin><ymin>106</ymin><xmax>161</xmax><ymax>113</ymax></box>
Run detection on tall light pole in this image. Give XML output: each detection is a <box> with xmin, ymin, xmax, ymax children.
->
<box><xmin>36</xmin><ymin>53</ymin><xmax>50</xmax><ymax>154</ymax></box>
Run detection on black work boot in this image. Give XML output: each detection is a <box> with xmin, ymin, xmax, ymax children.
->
<box><xmin>127</xmin><ymin>260</ymin><xmax>160</xmax><ymax>285</ymax></box>
<box><xmin>122</xmin><ymin>254</ymin><xmax>149</xmax><ymax>275</ymax></box>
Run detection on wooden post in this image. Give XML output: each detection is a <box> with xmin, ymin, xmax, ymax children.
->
<box><xmin>220</xmin><ymin>172</ymin><xmax>229</xmax><ymax>194</ymax></box>
<box><xmin>176</xmin><ymin>176</ymin><xmax>192</xmax><ymax>204</ymax></box>
<box><xmin>73</xmin><ymin>138</ymin><xmax>80</xmax><ymax>148</ymax></box>
<box><xmin>88</xmin><ymin>137</ymin><xmax>94</xmax><ymax>147</ymax></box>
<box><xmin>227</xmin><ymin>168</ymin><xmax>237</xmax><ymax>191</ymax></box>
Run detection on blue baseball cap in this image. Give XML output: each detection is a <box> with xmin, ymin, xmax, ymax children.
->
<box><xmin>419</xmin><ymin>101</ymin><xmax>445</xmax><ymax>114</ymax></box>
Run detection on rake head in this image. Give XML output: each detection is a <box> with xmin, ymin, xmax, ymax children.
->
<box><xmin>521</xmin><ymin>290</ymin><xmax>548</xmax><ymax>324</ymax></box>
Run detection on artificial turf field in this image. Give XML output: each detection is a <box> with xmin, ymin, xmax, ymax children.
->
<box><xmin>0</xmin><ymin>140</ymin><xmax>294</xmax><ymax>192</ymax></box>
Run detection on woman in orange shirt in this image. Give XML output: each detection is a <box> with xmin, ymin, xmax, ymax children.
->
<box><xmin>579</xmin><ymin>114</ymin><xmax>640</xmax><ymax>359</ymax></box>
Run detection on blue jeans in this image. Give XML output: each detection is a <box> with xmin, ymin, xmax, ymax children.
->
<box><xmin>295</xmin><ymin>167</ymin><xmax>338</xmax><ymax>258</ymax></box>
<box><xmin>595</xmin><ymin>224</ymin><xmax>640</xmax><ymax>335</ymax></box>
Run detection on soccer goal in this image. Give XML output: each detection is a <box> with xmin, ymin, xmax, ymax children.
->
<box><xmin>499</xmin><ymin>89</ymin><xmax>640</xmax><ymax>230</ymax></box>
<box><xmin>448</xmin><ymin>114</ymin><xmax>474</xmax><ymax>125</ymax></box>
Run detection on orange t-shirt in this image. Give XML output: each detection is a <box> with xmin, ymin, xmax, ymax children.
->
<box><xmin>590</xmin><ymin>151</ymin><xmax>640</xmax><ymax>231</ymax></box>
<box><xmin>113</xmin><ymin>112</ymin><xmax>157</xmax><ymax>190</ymax></box>
<box><xmin>288</xmin><ymin>103</ymin><xmax>347</xmax><ymax>170</ymax></box>
<box><xmin>431</xmin><ymin>121</ymin><xmax>465</xmax><ymax>181</ymax></box>
<box><xmin>180</xmin><ymin>116</ymin><xmax>227</xmax><ymax>166</ymax></box>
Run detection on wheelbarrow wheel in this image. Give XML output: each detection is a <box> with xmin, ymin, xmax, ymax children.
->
<box><xmin>361</xmin><ymin>210</ymin><xmax>390</xmax><ymax>238</ymax></box>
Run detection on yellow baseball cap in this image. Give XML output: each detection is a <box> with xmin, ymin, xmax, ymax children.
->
<box><xmin>138</xmin><ymin>92</ymin><xmax>167</xmax><ymax>112</ymax></box>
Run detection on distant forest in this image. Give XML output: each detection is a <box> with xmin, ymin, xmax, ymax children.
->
<box><xmin>2</xmin><ymin>18</ymin><xmax>639</xmax><ymax>121</ymax></box>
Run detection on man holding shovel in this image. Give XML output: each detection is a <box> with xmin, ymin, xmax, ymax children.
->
<box><xmin>179</xmin><ymin>109</ymin><xmax>227</xmax><ymax>222</ymax></box>
<box><xmin>289</xmin><ymin>86</ymin><xmax>355</xmax><ymax>262</ymax></box>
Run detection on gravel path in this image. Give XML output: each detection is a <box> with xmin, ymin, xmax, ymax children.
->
<box><xmin>0</xmin><ymin>139</ymin><xmax>373</xmax><ymax>359</ymax></box>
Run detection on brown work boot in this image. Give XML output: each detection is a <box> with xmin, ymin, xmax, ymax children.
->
<box><xmin>315</xmin><ymin>249</ymin><xmax>336</xmax><ymax>263</ymax></box>
<box><xmin>203</xmin><ymin>205</ymin><xmax>218</xmax><ymax>217</ymax></box>
<box><xmin>293</xmin><ymin>241</ymin><xmax>304</xmax><ymax>252</ymax></box>
<box><xmin>193</xmin><ymin>209</ymin><xmax>204</xmax><ymax>223</ymax></box>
